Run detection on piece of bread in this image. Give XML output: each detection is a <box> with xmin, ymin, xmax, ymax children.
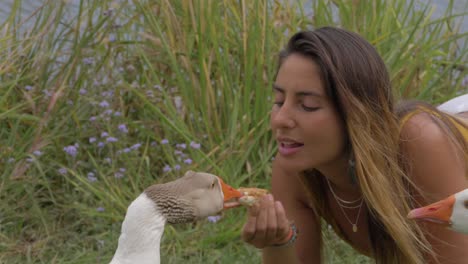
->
<box><xmin>238</xmin><ymin>187</ymin><xmax>269</xmax><ymax>206</ymax></box>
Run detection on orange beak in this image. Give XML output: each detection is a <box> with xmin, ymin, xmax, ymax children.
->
<box><xmin>218</xmin><ymin>177</ymin><xmax>243</xmax><ymax>209</ymax></box>
<box><xmin>407</xmin><ymin>194</ymin><xmax>455</xmax><ymax>227</ymax></box>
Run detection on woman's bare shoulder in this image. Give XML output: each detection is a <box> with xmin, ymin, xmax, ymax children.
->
<box><xmin>400</xmin><ymin>111</ymin><xmax>467</xmax><ymax>200</ymax></box>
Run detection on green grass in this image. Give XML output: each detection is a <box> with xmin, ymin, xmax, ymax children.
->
<box><xmin>0</xmin><ymin>0</ymin><xmax>466</xmax><ymax>263</ymax></box>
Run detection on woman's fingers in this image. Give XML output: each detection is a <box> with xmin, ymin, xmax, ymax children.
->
<box><xmin>241</xmin><ymin>203</ymin><xmax>259</xmax><ymax>242</ymax></box>
<box><xmin>241</xmin><ymin>194</ymin><xmax>290</xmax><ymax>248</ymax></box>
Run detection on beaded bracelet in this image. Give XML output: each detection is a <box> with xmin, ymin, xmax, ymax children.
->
<box><xmin>272</xmin><ymin>222</ymin><xmax>298</xmax><ymax>248</ymax></box>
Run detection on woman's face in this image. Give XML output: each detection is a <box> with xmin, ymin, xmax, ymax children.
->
<box><xmin>271</xmin><ymin>53</ymin><xmax>347</xmax><ymax>173</ymax></box>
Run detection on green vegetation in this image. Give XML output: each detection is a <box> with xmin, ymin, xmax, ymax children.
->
<box><xmin>0</xmin><ymin>0</ymin><xmax>466</xmax><ymax>263</ymax></box>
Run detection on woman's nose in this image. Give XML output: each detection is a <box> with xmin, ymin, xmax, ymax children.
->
<box><xmin>271</xmin><ymin>104</ymin><xmax>296</xmax><ymax>129</ymax></box>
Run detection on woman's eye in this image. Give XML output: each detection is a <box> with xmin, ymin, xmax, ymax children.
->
<box><xmin>273</xmin><ymin>101</ymin><xmax>284</xmax><ymax>106</ymax></box>
<box><xmin>302</xmin><ymin>105</ymin><xmax>320</xmax><ymax>112</ymax></box>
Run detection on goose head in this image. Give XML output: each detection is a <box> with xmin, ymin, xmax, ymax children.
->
<box><xmin>407</xmin><ymin>189</ymin><xmax>468</xmax><ymax>234</ymax></box>
<box><xmin>143</xmin><ymin>170</ymin><xmax>243</xmax><ymax>223</ymax></box>
<box><xmin>110</xmin><ymin>170</ymin><xmax>243</xmax><ymax>264</ymax></box>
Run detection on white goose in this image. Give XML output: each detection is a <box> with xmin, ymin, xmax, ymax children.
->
<box><xmin>110</xmin><ymin>170</ymin><xmax>243</xmax><ymax>264</ymax></box>
<box><xmin>407</xmin><ymin>189</ymin><xmax>468</xmax><ymax>234</ymax></box>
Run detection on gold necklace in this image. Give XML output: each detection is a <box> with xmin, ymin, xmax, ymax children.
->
<box><xmin>326</xmin><ymin>178</ymin><xmax>364</xmax><ymax>232</ymax></box>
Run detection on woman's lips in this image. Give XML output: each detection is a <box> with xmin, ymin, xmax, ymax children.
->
<box><xmin>278</xmin><ymin>142</ymin><xmax>304</xmax><ymax>156</ymax></box>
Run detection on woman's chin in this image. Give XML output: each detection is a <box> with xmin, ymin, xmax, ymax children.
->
<box><xmin>275</xmin><ymin>156</ymin><xmax>312</xmax><ymax>173</ymax></box>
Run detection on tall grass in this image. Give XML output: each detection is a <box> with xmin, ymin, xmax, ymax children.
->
<box><xmin>0</xmin><ymin>0</ymin><xmax>466</xmax><ymax>263</ymax></box>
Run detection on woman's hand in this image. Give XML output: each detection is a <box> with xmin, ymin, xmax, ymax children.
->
<box><xmin>241</xmin><ymin>194</ymin><xmax>292</xmax><ymax>248</ymax></box>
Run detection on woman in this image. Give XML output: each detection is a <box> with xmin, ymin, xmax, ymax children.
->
<box><xmin>241</xmin><ymin>27</ymin><xmax>468</xmax><ymax>263</ymax></box>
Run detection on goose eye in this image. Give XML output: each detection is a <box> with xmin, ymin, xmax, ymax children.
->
<box><xmin>211</xmin><ymin>180</ymin><xmax>216</xmax><ymax>189</ymax></box>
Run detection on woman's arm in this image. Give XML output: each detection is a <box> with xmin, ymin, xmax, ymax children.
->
<box><xmin>401</xmin><ymin>112</ymin><xmax>468</xmax><ymax>263</ymax></box>
<box><xmin>241</xmin><ymin>157</ymin><xmax>321</xmax><ymax>263</ymax></box>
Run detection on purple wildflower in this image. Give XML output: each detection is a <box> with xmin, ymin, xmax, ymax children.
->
<box><xmin>106</xmin><ymin>137</ymin><xmax>118</xmax><ymax>143</ymax></box>
<box><xmin>118</xmin><ymin>124</ymin><xmax>128</xmax><ymax>133</ymax></box>
<box><xmin>184</xmin><ymin>158</ymin><xmax>193</xmax><ymax>165</ymax></box>
<box><xmin>89</xmin><ymin>137</ymin><xmax>97</xmax><ymax>143</ymax></box>
<box><xmin>103</xmin><ymin>109</ymin><xmax>113</xmax><ymax>115</ymax></box>
<box><xmin>79</xmin><ymin>88</ymin><xmax>87</xmax><ymax>95</ymax></box>
<box><xmin>114</xmin><ymin>172</ymin><xmax>124</xmax><ymax>179</ymax></box>
<box><xmin>122</xmin><ymin>148</ymin><xmax>131</xmax><ymax>153</ymax></box>
<box><xmin>130</xmin><ymin>143</ymin><xmax>141</xmax><ymax>150</ymax></box>
<box><xmin>101</xmin><ymin>132</ymin><xmax>109</xmax><ymax>138</ymax></box>
<box><xmin>99</xmin><ymin>100</ymin><xmax>110</xmax><ymax>108</ymax></box>
<box><xmin>161</xmin><ymin>139</ymin><xmax>169</xmax><ymax>145</ymax></box>
<box><xmin>190</xmin><ymin>141</ymin><xmax>201</xmax><ymax>149</ymax></box>
<box><xmin>96</xmin><ymin>207</ymin><xmax>105</xmax><ymax>212</ymax></box>
<box><xmin>104</xmin><ymin>157</ymin><xmax>112</xmax><ymax>164</ymax></box>
<box><xmin>207</xmin><ymin>215</ymin><xmax>222</xmax><ymax>223</ymax></box>
<box><xmin>33</xmin><ymin>150</ymin><xmax>43</xmax><ymax>156</ymax></box>
<box><xmin>26</xmin><ymin>157</ymin><xmax>34</xmax><ymax>163</ymax></box>
<box><xmin>87</xmin><ymin>172</ymin><xmax>97</xmax><ymax>182</ymax></box>
<box><xmin>151</xmin><ymin>141</ymin><xmax>157</xmax><ymax>147</ymax></box>
<box><xmin>174</xmin><ymin>150</ymin><xmax>183</xmax><ymax>156</ymax></box>
<box><xmin>89</xmin><ymin>116</ymin><xmax>97</xmax><ymax>122</ymax></box>
<box><xmin>24</xmin><ymin>85</ymin><xmax>33</xmax><ymax>91</ymax></box>
<box><xmin>43</xmin><ymin>89</ymin><xmax>52</xmax><ymax>97</ymax></box>
<box><xmin>83</xmin><ymin>57</ymin><xmax>94</xmax><ymax>65</ymax></box>
<box><xmin>58</xmin><ymin>167</ymin><xmax>67</xmax><ymax>175</ymax></box>
<box><xmin>163</xmin><ymin>165</ymin><xmax>171</xmax><ymax>172</ymax></box>
<box><xmin>114</xmin><ymin>111</ymin><xmax>122</xmax><ymax>117</ymax></box>
<box><xmin>97</xmin><ymin>142</ymin><xmax>105</xmax><ymax>148</ymax></box>
<box><xmin>176</xmin><ymin>143</ymin><xmax>186</xmax><ymax>149</ymax></box>
<box><xmin>174</xmin><ymin>164</ymin><xmax>181</xmax><ymax>171</ymax></box>
<box><xmin>63</xmin><ymin>145</ymin><xmax>78</xmax><ymax>157</ymax></box>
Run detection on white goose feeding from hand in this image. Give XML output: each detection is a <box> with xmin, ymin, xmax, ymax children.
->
<box><xmin>407</xmin><ymin>189</ymin><xmax>468</xmax><ymax>234</ymax></box>
<box><xmin>110</xmin><ymin>170</ymin><xmax>243</xmax><ymax>264</ymax></box>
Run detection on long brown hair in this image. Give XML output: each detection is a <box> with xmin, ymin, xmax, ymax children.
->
<box><xmin>275</xmin><ymin>27</ymin><xmax>462</xmax><ymax>263</ymax></box>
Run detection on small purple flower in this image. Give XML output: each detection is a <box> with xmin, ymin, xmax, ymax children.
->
<box><xmin>109</xmin><ymin>34</ymin><xmax>116</xmax><ymax>43</ymax></box>
<box><xmin>63</xmin><ymin>145</ymin><xmax>78</xmax><ymax>157</ymax></box>
<box><xmin>163</xmin><ymin>165</ymin><xmax>171</xmax><ymax>172</ymax></box>
<box><xmin>114</xmin><ymin>172</ymin><xmax>124</xmax><ymax>179</ymax></box>
<box><xmin>43</xmin><ymin>89</ymin><xmax>52</xmax><ymax>97</ymax></box>
<box><xmin>106</xmin><ymin>137</ymin><xmax>118</xmax><ymax>143</ymax></box>
<box><xmin>151</xmin><ymin>141</ymin><xmax>157</xmax><ymax>147</ymax></box>
<box><xmin>161</xmin><ymin>139</ymin><xmax>169</xmax><ymax>145</ymax></box>
<box><xmin>97</xmin><ymin>207</ymin><xmax>105</xmax><ymax>212</ymax></box>
<box><xmin>24</xmin><ymin>85</ymin><xmax>33</xmax><ymax>91</ymax></box>
<box><xmin>122</xmin><ymin>148</ymin><xmax>131</xmax><ymax>153</ymax></box>
<box><xmin>118</xmin><ymin>124</ymin><xmax>128</xmax><ymax>133</ymax></box>
<box><xmin>207</xmin><ymin>215</ymin><xmax>222</xmax><ymax>223</ymax></box>
<box><xmin>114</xmin><ymin>111</ymin><xmax>122</xmax><ymax>117</ymax></box>
<box><xmin>174</xmin><ymin>150</ymin><xmax>183</xmax><ymax>156</ymax></box>
<box><xmin>184</xmin><ymin>158</ymin><xmax>193</xmax><ymax>165</ymax></box>
<box><xmin>99</xmin><ymin>100</ymin><xmax>110</xmax><ymax>108</ymax></box>
<box><xmin>176</xmin><ymin>143</ymin><xmax>186</xmax><ymax>149</ymax></box>
<box><xmin>103</xmin><ymin>109</ymin><xmax>113</xmax><ymax>115</ymax></box>
<box><xmin>104</xmin><ymin>157</ymin><xmax>112</xmax><ymax>164</ymax></box>
<box><xmin>87</xmin><ymin>172</ymin><xmax>97</xmax><ymax>182</ymax></box>
<box><xmin>89</xmin><ymin>137</ymin><xmax>97</xmax><ymax>143</ymax></box>
<box><xmin>89</xmin><ymin>116</ymin><xmax>97</xmax><ymax>122</ymax></box>
<box><xmin>26</xmin><ymin>157</ymin><xmax>34</xmax><ymax>163</ymax></box>
<box><xmin>97</xmin><ymin>142</ymin><xmax>105</xmax><ymax>148</ymax></box>
<box><xmin>79</xmin><ymin>88</ymin><xmax>87</xmax><ymax>95</ymax></box>
<box><xmin>33</xmin><ymin>150</ymin><xmax>43</xmax><ymax>156</ymax></box>
<box><xmin>174</xmin><ymin>164</ymin><xmax>181</xmax><ymax>171</ymax></box>
<box><xmin>101</xmin><ymin>132</ymin><xmax>109</xmax><ymax>138</ymax></box>
<box><xmin>83</xmin><ymin>57</ymin><xmax>94</xmax><ymax>65</ymax></box>
<box><xmin>130</xmin><ymin>143</ymin><xmax>141</xmax><ymax>150</ymax></box>
<box><xmin>190</xmin><ymin>141</ymin><xmax>201</xmax><ymax>149</ymax></box>
<box><xmin>58</xmin><ymin>167</ymin><xmax>67</xmax><ymax>175</ymax></box>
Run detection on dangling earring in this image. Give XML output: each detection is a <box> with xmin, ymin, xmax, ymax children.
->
<box><xmin>348</xmin><ymin>155</ymin><xmax>357</xmax><ymax>185</ymax></box>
